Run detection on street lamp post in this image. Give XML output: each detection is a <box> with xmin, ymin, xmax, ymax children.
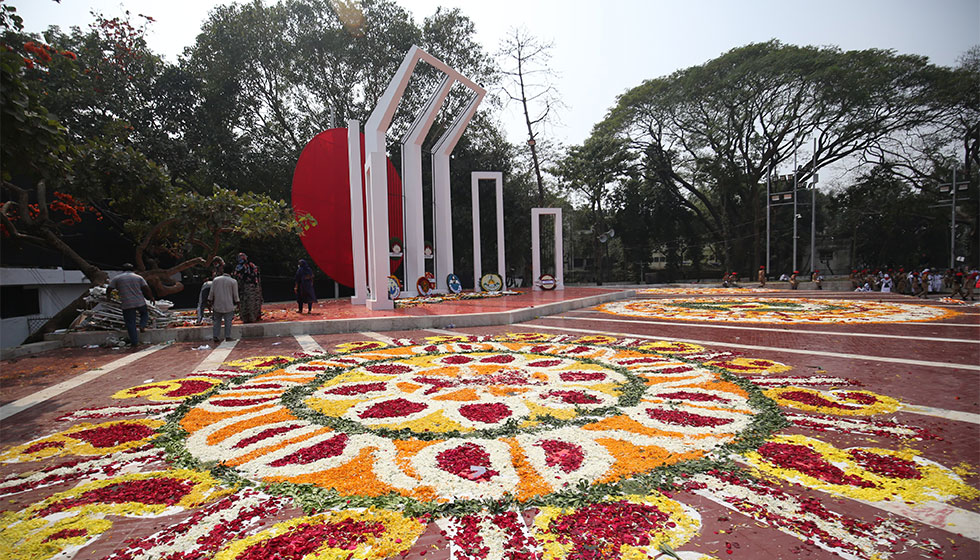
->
<box><xmin>951</xmin><ymin>167</ymin><xmax>956</xmax><ymax>269</ymax></box>
<box><xmin>768</xmin><ymin>176</ymin><xmax>796</xmax><ymax>276</ymax></box>
<box><xmin>792</xmin><ymin>151</ymin><xmax>798</xmax><ymax>272</ymax></box>
<box><xmin>766</xmin><ymin>165</ymin><xmax>771</xmax><ymax>275</ymax></box>
<box><xmin>938</xmin><ymin>167</ymin><xmax>970</xmax><ymax>269</ymax></box>
<box><xmin>810</xmin><ymin>138</ymin><xmax>818</xmax><ymax>273</ymax></box>
<box><xmin>767</xmin><ymin>169</ymin><xmax>818</xmax><ymax>276</ymax></box>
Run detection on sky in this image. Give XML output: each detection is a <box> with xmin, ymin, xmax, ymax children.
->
<box><xmin>14</xmin><ymin>0</ymin><xmax>980</xmax><ymax>177</ymax></box>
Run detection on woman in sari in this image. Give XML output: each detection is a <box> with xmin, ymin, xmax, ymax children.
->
<box><xmin>233</xmin><ymin>252</ymin><xmax>263</xmax><ymax>323</ymax></box>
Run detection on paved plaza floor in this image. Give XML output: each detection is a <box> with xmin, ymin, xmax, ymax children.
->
<box><xmin>1</xmin><ymin>288</ymin><xmax>977</xmax><ymax>559</ymax></box>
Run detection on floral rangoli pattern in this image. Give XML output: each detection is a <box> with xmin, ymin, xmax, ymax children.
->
<box><xmin>599</xmin><ymin>297</ymin><xmax>958</xmax><ymax>323</ymax></box>
<box><xmin>0</xmin><ymin>332</ymin><xmax>975</xmax><ymax>560</ymax></box>
<box><xmin>175</xmin><ymin>339</ymin><xmax>769</xmax><ymax>504</ymax></box>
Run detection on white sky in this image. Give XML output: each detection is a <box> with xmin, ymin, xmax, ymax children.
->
<box><xmin>15</xmin><ymin>0</ymin><xmax>980</xmax><ymax>153</ymax></box>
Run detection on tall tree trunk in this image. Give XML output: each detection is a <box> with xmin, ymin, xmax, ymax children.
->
<box><xmin>753</xmin><ymin>188</ymin><xmax>761</xmax><ymax>268</ymax></box>
<box><xmin>517</xmin><ymin>62</ymin><xmax>546</xmax><ymax>207</ymax></box>
<box><xmin>500</xmin><ymin>29</ymin><xmax>558</xmax><ymax>208</ymax></box>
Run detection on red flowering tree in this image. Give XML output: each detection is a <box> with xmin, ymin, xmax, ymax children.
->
<box><xmin>1</xmin><ymin>6</ymin><xmax>301</xmax><ymax>337</ymax></box>
<box><xmin>0</xmin><ymin>4</ymin><xmax>108</xmax><ymax>284</ymax></box>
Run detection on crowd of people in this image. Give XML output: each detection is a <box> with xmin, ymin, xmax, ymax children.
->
<box><xmin>108</xmin><ymin>255</ymin><xmax>977</xmax><ymax>348</ymax></box>
<box><xmin>194</xmin><ymin>253</ymin><xmax>319</xmax><ymax>342</ymax></box>
<box><xmin>722</xmin><ymin>265</ymin><xmax>978</xmax><ymax>301</ymax></box>
<box><xmin>848</xmin><ymin>267</ymin><xmax>978</xmax><ymax>300</ymax></box>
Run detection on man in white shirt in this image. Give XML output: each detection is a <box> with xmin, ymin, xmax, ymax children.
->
<box><xmin>208</xmin><ymin>263</ymin><xmax>239</xmax><ymax>343</ymax></box>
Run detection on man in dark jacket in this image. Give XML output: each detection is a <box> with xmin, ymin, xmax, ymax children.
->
<box><xmin>107</xmin><ymin>264</ymin><xmax>154</xmax><ymax>347</ymax></box>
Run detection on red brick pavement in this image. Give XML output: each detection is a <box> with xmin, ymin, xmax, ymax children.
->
<box><xmin>1</xmin><ymin>291</ymin><xmax>977</xmax><ymax>560</ymax></box>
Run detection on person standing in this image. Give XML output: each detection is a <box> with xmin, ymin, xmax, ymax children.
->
<box><xmin>195</xmin><ymin>279</ymin><xmax>212</xmax><ymax>325</ymax></box>
<box><xmin>208</xmin><ymin>263</ymin><xmax>239</xmax><ymax>344</ymax></box>
<box><xmin>107</xmin><ymin>264</ymin><xmax>154</xmax><ymax>347</ymax></box>
<box><xmin>811</xmin><ymin>270</ymin><xmax>823</xmax><ymax>290</ymax></box>
<box><xmin>233</xmin><ymin>252</ymin><xmax>263</xmax><ymax>323</ymax></box>
<box><xmin>757</xmin><ymin>266</ymin><xmax>766</xmax><ymax>288</ymax></box>
<box><xmin>196</xmin><ymin>255</ymin><xmax>226</xmax><ymax>324</ymax></box>
<box><xmin>895</xmin><ymin>272</ymin><xmax>907</xmax><ymax>295</ymax></box>
<box><xmin>965</xmin><ymin>269</ymin><xmax>978</xmax><ymax>301</ymax></box>
<box><xmin>880</xmin><ymin>274</ymin><xmax>892</xmax><ymax>292</ymax></box>
<box><xmin>912</xmin><ymin>272</ymin><xmax>927</xmax><ymax>298</ymax></box>
<box><xmin>294</xmin><ymin>259</ymin><xmax>317</xmax><ymax>314</ymax></box>
<box><xmin>950</xmin><ymin>271</ymin><xmax>965</xmax><ymax>299</ymax></box>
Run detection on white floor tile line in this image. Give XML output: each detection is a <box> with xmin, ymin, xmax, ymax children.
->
<box><xmin>852</xmin><ymin>498</ymin><xmax>980</xmax><ymax>542</ymax></box>
<box><xmin>294</xmin><ymin>334</ymin><xmax>325</xmax><ymax>354</ymax></box>
<box><xmin>522</xmin><ymin>323</ymin><xmax>980</xmax><ymax>372</ymax></box>
<box><xmin>857</xmin><ymin>322</ymin><xmax>980</xmax><ymax>327</ymax></box>
<box><xmin>425</xmin><ymin>328</ymin><xmax>460</xmax><ymax>336</ymax></box>
<box><xmin>362</xmin><ymin>331</ymin><xmax>397</xmax><ymax>345</ymax></box>
<box><xmin>562</xmin><ymin>313</ymin><xmax>980</xmax><ymax>343</ymax></box>
<box><xmin>689</xmin><ymin>489</ymin><xmax>865</xmax><ymax>560</ymax></box>
<box><xmin>192</xmin><ymin>339</ymin><xmax>238</xmax><ymax>373</ymax></box>
<box><xmin>729</xmin><ymin>455</ymin><xmax>980</xmax><ymax>543</ymax></box>
<box><xmin>0</xmin><ymin>343</ymin><xmax>168</xmax><ymax>422</ymax></box>
<box><xmin>902</xmin><ymin>404</ymin><xmax>980</xmax><ymax>425</ymax></box>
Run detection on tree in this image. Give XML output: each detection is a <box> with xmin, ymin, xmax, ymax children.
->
<box><xmin>2</xmin><ymin>4</ymin><xmax>303</xmax><ymax>322</ymax></box>
<box><xmin>185</xmin><ymin>0</ymin><xmax>497</xmax><ymax>200</ymax></box>
<box><xmin>599</xmin><ymin>41</ymin><xmax>962</xmax><ymax>272</ymax></box>
<box><xmin>827</xmin><ymin>166</ymin><xmax>947</xmax><ymax>268</ymax></box>
<box><xmin>498</xmin><ymin>27</ymin><xmax>562</xmax><ymax>206</ymax></box>
<box><xmin>611</xmin><ymin>168</ymin><xmax>704</xmax><ymax>283</ymax></box>
<box><xmin>552</xmin><ymin>135</ymin><xmax>629</xmax><ymax>285</ymax></box>
<box><xmin>0</xmin><ymin>5</ymin><xmax>105</xmax><ymax>284</ymax></box>
<box><xmin>67</xmin><ymin>129</ymin><xmax>302</xmax><ymax>295</ymax></box>
<box><xmin>955</xmin><ymin>46</ymin><xmax>980</xmax><ymax>178</ymax></box>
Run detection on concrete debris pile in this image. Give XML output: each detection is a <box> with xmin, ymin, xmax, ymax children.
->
<box><xmin>69</xmin><ymin>286</ymin><xmax>178</xmax><ymax>331</ymax></box>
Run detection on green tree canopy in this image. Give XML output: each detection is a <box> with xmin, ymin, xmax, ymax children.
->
<box><xmin>597</xmin><ymin>41</ymin><xmax>966</xmax><ymax>272</ymax></box>
<box><xmin>184</xmin><ymin>0</ymin><xmax>497</xmax><ymax>199</ymax></box>
<box><xmin>551</xmin><ymin>135</ymin><xmax>629</xmax><ymax>284</ymax></box>
<box><xmin>1</xmin><ymin>6</ymin><xmax>302</xmax><ymax>295</ymax></box>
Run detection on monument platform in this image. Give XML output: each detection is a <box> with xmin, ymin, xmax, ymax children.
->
<box><xmin>38</xmin><ymin>287</ymin><xmax>633</xmax><ymax>350</ymax></box>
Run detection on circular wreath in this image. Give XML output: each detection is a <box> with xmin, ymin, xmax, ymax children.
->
<box><xmin>446</xmin><ymin>274</ymin><xmax>462</xmax><ymax>294</ymax></box>
<box><xmin>480</xmin><ymin>273</ymin><xmax>503</xmax><ymax>293</ymax></box>
<box><xmin>415</xmin><ymin>276</ymin><xmax>432</xmax><ymax>296</ymax></box>
<box><xmin>386</xmin><ymin>276</ymin><xmax>401</xmax><ymax>300</ymax></box>
<box><xmin>388</xmin><ymin>237</ymin><xmax>402</xmax><ymax>256</ymax></box>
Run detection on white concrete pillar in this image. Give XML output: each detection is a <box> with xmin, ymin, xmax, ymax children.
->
<box><xmin>531</xmin><ymin>208</ymin><xmax>564</xmax><ymax>290</ymax></box>
<box><xmin>471</xmin><ymin>172</ymin><xmax>505</xmax><ymax>290</ymax></box>
<box><xmin>348</xmin><ymin>45</ymin><xmax>485</xmax><ymax>308</ymax></box>
<box><xmin>364</xmin><ymin>151</ymin><xmax>393</xmax><ymax>310</ymax></box>
<box><xmin>432</xmin><ymin>154</ymin><xmax>454</xmax><ymax>286</ymax></box>
<box><xmin>401</xmin><ymin>77</ymin><xmax>453</xmax><ymax>295</ymax></box>
<box><xmin>347</xmin><ymin>120</ymin><xmax>367</xmax><ymax>305</ymax></box>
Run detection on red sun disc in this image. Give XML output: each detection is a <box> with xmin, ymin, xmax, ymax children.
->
<box><xmin>291</xmin><ymin>128</ymin><xmax>403</xmax><ymax>288</ymax></box>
